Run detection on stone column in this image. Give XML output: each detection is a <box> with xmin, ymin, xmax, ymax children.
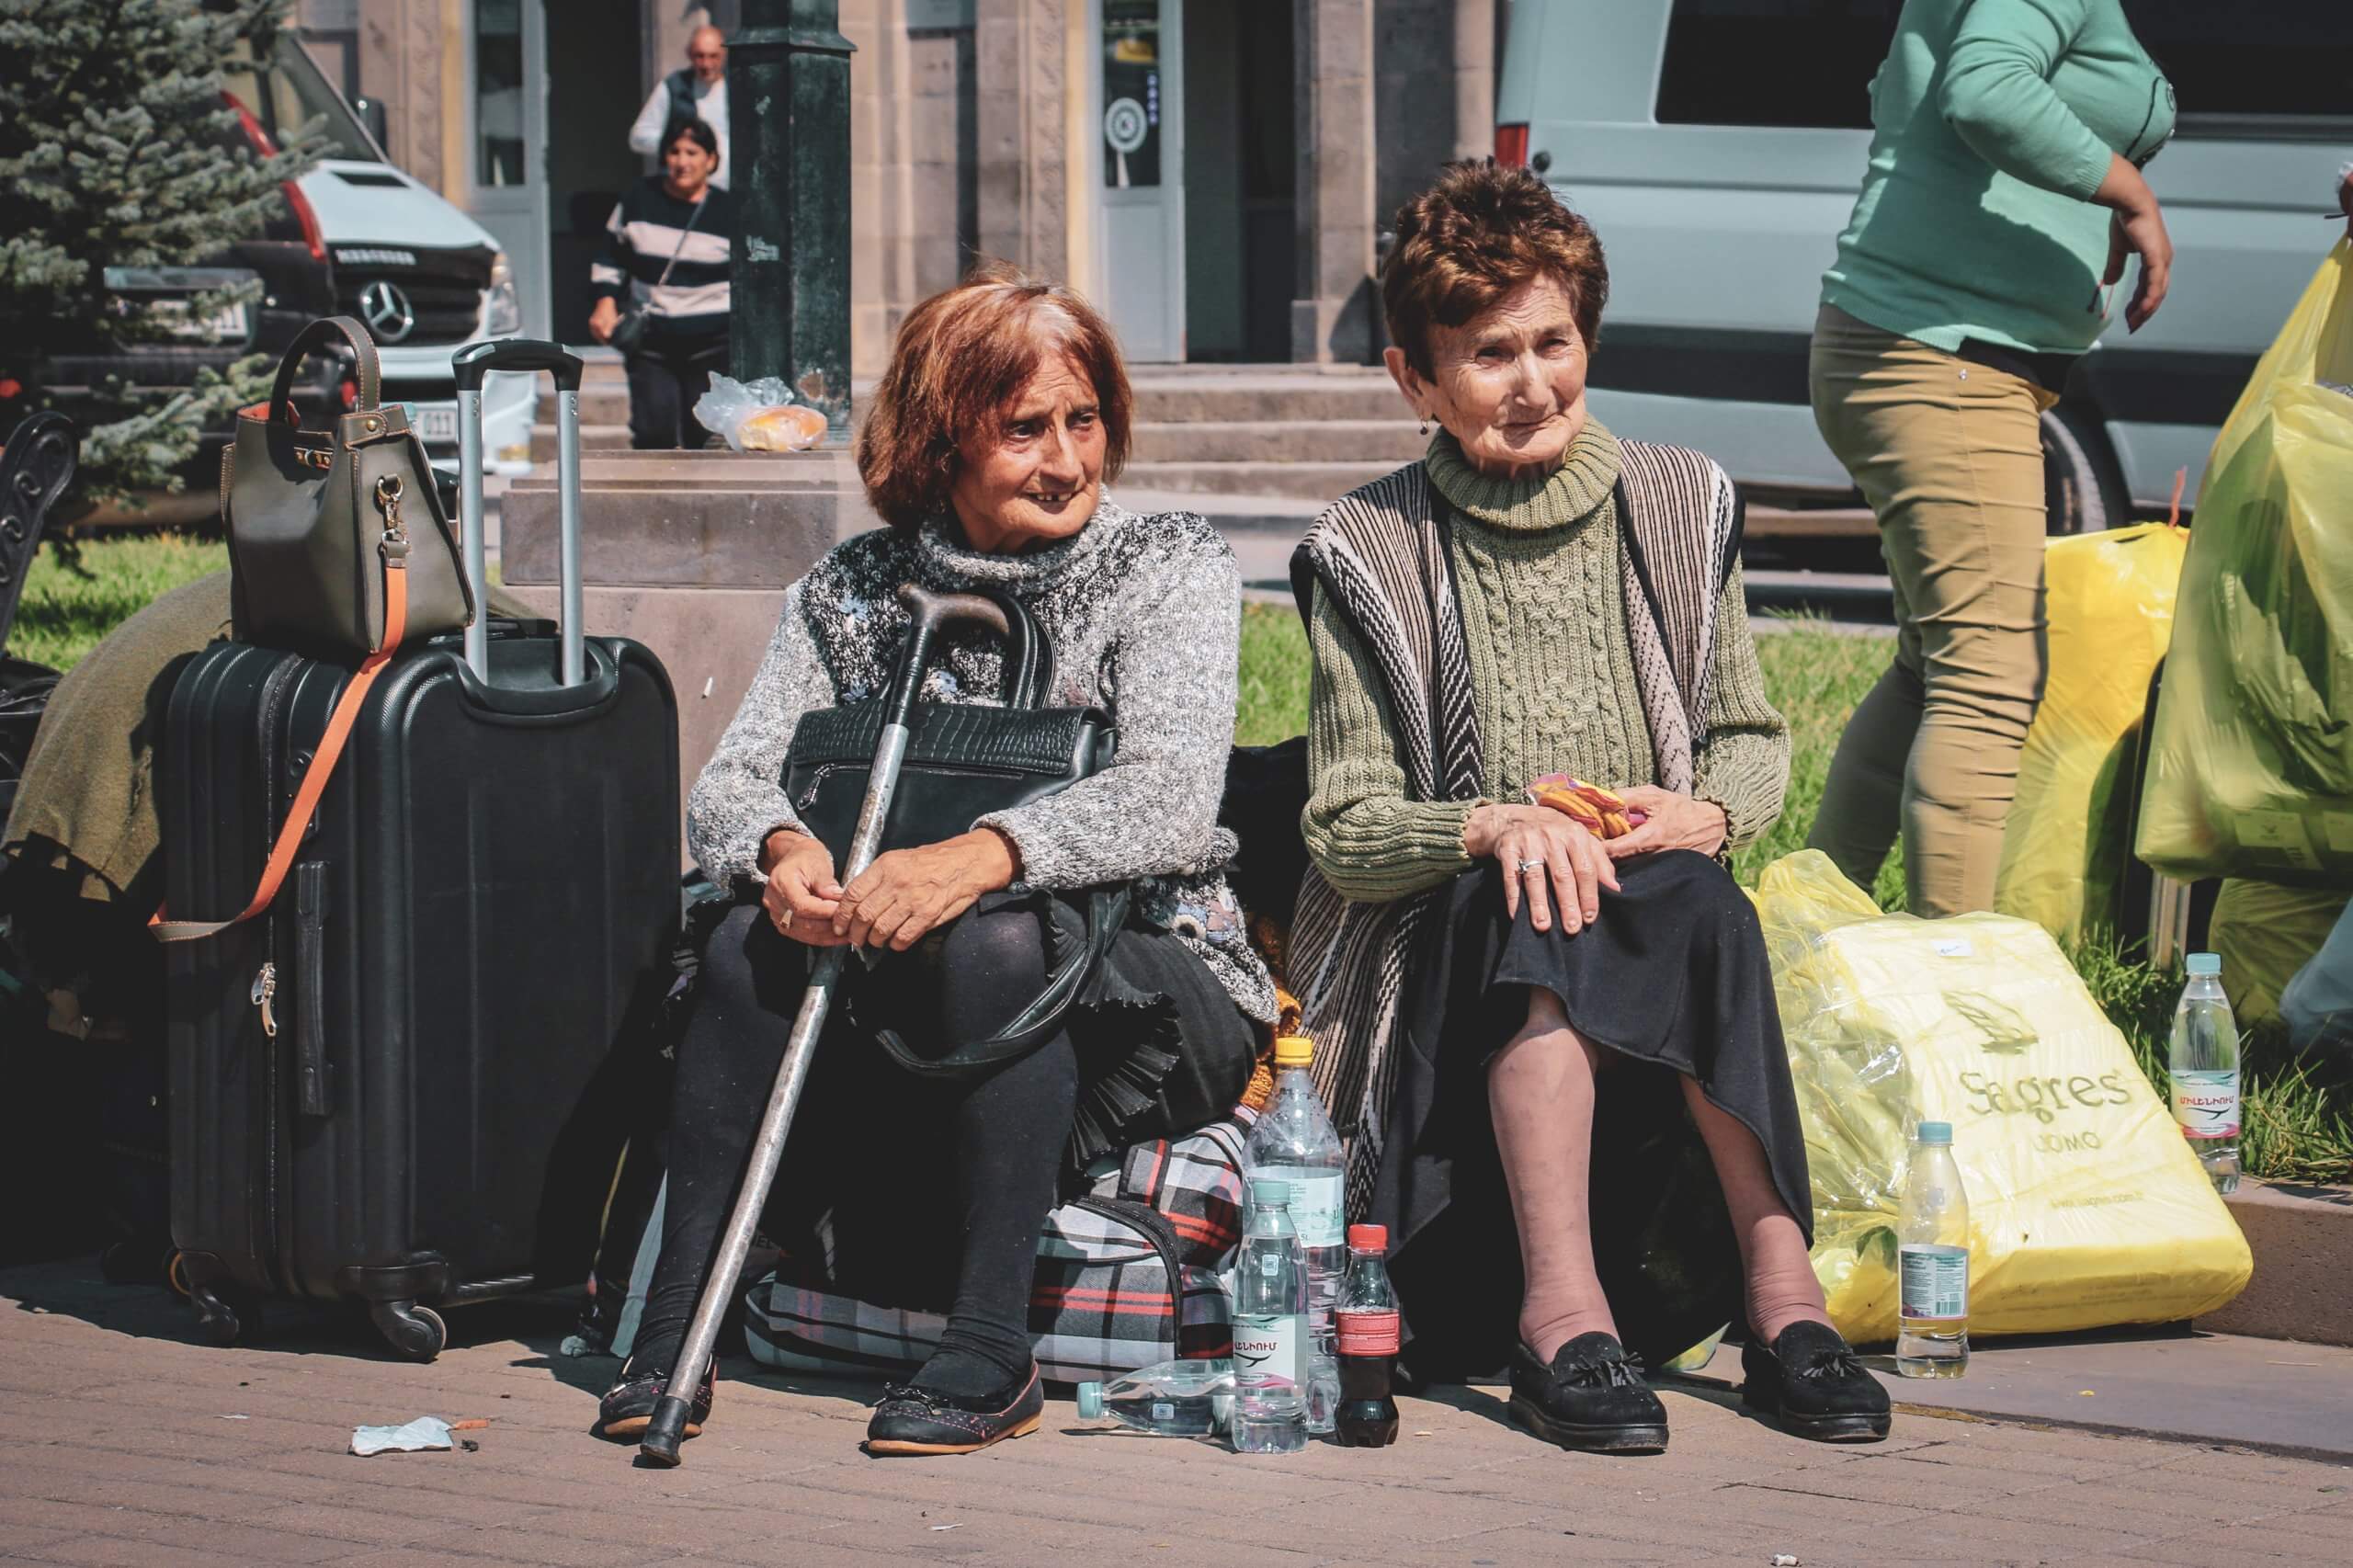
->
<box><xmin>355</xmin><ymin>0</ymin><xmax>451</xmax><ymax>196</ymax></box>
<box><xmin>1452</xmin><ymin>0</ymin><xmax>1495</xmax><ymax>162</ymax></box>
<box><xmin>1291</xmin><ymin>0</ymin><xmax>1379</xmax><ymax>364</ymax></box>
<box><xmin>975</xmin><ymin>0</ymin><xmax>1073</xmax><ymax>281</ymax></box>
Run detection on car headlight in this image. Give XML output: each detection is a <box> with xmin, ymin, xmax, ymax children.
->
<box><xmin>485</xmin><ymin>251</ymin><xmax>521</xmax><ymax>336</ymax></box>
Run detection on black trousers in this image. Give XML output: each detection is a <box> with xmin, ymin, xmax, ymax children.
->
<box><xmin>630</xmin><ymin>901</ymin><xmax>1082</xmax><ymax>1388</ymax></box>
<box><xmin>624</xmin><ymin>338</ymin><xmax>727</xmax><ymax>450</ymax></box>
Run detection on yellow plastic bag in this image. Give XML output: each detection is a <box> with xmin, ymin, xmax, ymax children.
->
<box><xmin>1996</xmin><ymin>524</ymin><xmax>2188</xmax><ymax>945</ymax></box>
<box><xmin>1757</xmin><ymin>851</ymin><xmax>2251</xmax><ymax>1343</ymax></box>
<box><xmin>2138</xmin><ymin>242</ymin><xmax>2353</xmax><ymax>884</ymax></box>
<box><xmin>2210</xmin><ymin>877</ymin><xmax>2351</xmax><ymax>1027</ymax></box>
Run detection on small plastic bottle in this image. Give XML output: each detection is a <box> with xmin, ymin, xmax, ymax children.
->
<box><xmin>2169</xmin><ymin>953</ymin><xmax>2242</xmax><ymax>1195</ymax></box>
<box><xmin>1333</xmin><ymin>1223</ymin><xmax>1401</xmax><ymax>1448</ymax></box>
<box><xmin>1895</xmin><ymin>1120</ymin><xmax>1971</xmax><ymax>1380</ymax></box>
<box><xmin>1230</xmin><ymin>1177</ymin><xmax>1310</xmax><ymax>1454</ymax></box>
<box><xmin>1074</xmin><ymin>1358</ymin><xmax>1233</xmax><ymax>1437</ymax></box>
<box><xmin>1244</xmin><ymin>1034</ymin><xmax>1346</xmax><ymax>1433</ymax></box>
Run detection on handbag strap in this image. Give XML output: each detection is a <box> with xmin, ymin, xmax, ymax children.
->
<box><xmin>151</xmin><ymin>481</ymin><xmax>415</xmax><ymax>944</ymax></box>
<box><xmin>269</xmin><ymin>315</ymin><xmax>381</xmax><ymax>426</ymax></box>
<box><xmin>871</xmin><ymin>885</ymin><xmax>1131</xmax><ymax>1080</ymax></box>
<box><xmin>649</xmin><ymin>191</ymin><xmax>707</xmax><ymax>291</ymax></box>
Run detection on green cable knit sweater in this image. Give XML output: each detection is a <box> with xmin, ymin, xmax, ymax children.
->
<box><xmin>1302</xmin><ymin>420</ymin><xmax>1790</xmax><ymax>903</ymax></box>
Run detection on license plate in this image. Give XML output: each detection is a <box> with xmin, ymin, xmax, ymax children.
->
<box><xmin>414</xmin><ymin>406</ymin><xmax>459</xmax><ymax>445</ymax></box>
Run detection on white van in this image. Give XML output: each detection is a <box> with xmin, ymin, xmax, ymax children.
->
<box><xmin>1496</xmin><ymin>0</ymin><xmax>2351</xmax><ymax>530</ymax></box>
<box><xmin>225</xmin><ymin>32</ymin><xmax>537</xmax><ymax>473</ymax></box>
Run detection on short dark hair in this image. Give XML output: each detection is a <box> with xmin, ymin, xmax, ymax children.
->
<box><xmin>1381</xmin><ymin>160</ymin><xmax>1608</xmax><ymax>378</ymax></box>
<box><xmin>662</xmin><ymin>116</ymin><xmax>719</xmax><ymax>171</ymax></box>
<box><xmin>856</xmin><ymin>262</ymin><xmax>1133</xmax><ymax>531</ymax></box>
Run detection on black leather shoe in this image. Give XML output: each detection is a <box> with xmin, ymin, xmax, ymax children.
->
<box><xmin>863</xmin><ymin>1364</ymin><xmax>1044</xmax><ymax>1457</ymax></box>
<box><xmin>1507</xmin><ymin>1333</ymin><xmax>1669</xmax><ymax>1454</ymax></box>
<box><xmin>593</xmin><ymin>1357</ymin><xmax>713</xmax><ymax>1442</ymax></box>
<box><xmin>1741</xmin><ymin>1320</ymin><xmax>1891</xmax><ymax>1443</ymax></box>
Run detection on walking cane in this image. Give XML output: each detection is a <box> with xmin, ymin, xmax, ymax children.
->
<box><xmin>639</xmin><ymin>584</ymin><xmax>1011</xmax><ymax>1468</ymax></box>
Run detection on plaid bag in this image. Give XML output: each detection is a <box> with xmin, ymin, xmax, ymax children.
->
<box><xmin>743</xmin><ymin>1111</ymin><xmax>1256</xmax><ymax>1385</ymax></box>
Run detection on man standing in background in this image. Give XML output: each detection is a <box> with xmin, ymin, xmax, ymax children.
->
<box><xmin>629</xmin><ymin>25</ymin><xmax>730</xmax><ymax>189</ymax></box>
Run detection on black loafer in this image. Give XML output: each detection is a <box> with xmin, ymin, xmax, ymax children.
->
<box><xmin>1741</xmin><ymin>1320</ymin><xmax>1892</xmax><ymax>1443</ymax></box>
<box><xmin>1507</xmin><ymin>1333</ymin><xmax>1669</xmax><ymax>1454</ymax></box>
<box><xmin>863</xmin><ymin>1364</ymin><xmax>1044</xmax><ymax>1457</ymax></box>
<box><xmin>593</xmin><ymin>1357</ymin><xmax>713</xmax><ymax>1443</ymax></box>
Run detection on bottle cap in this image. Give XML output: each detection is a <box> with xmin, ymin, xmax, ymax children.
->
<box><xmin>2187</xmin><ymin>952</ymin><xmax>2221</xmax><ymax>976</ymax></box>
<box><xmin>1915</xmin><ymin>1120</ymin><xmax>1952</xmax><ymax>1145</ymax></box>
<box><xmin>1074</xmin><ymin>1381</ymin><xmax>1104</xmax><ymax>1419</ymax></box>
<box><xmin>1250</xmin><ymin>1176</ymin><xmax>1295</xmax><ymax>1207</ymax></box>
<box><xmin>1272</xmin><ymin>1033</ymin><xmax>1314</xmax><ymax>1069</ymax></box>
<box><xmin>1347</xmin><ymin>1223</ymin><xmax>1387</xmax><ymax>1250</ymax></box>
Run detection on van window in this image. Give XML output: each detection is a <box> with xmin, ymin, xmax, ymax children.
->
<box><xmin>2122</xmin><ymin>1</ymin><xmax>2353</xmax><ymax>138</ymax></box>
<box><xmin>219</xmin><ymin>34</ymin><xmax>381</xmax><ymax>162</ymax></box>
<box><xmin>1654</xmin><ymin>0</ymin><xmax>1903</xmax><ymax>130</ymax></box>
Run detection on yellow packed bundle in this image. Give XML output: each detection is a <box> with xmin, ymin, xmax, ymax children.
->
<box><xmin>1995</xmin><ymin>524</ymin><xmax>2187</xmax><ymax>946</ymax></box>
<box><xmin>2210</xmin><ymin>878</ymin><xmax>2351</xmax><ymax>1027</ymax></box>
<box><xmin>1756</xmin><ymin>851</ymin><xmax>2251</xmax><ymax>1343</ymax></box>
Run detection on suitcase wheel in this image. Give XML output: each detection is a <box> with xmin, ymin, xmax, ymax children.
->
<box><xmin>187</xmin><ymin>1278</ymin><xmax>259</xmax><ymax>1347</ymax></box>
<box><xmin>369</xmin><ymin>1300</ymin><xmax>448</xmax><ymax>1363</ymax></box>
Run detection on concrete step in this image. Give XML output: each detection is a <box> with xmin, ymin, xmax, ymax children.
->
<box><xmin>1121</xmin><ymin>459</ymin><xmax>1396</xmax><ymax>501</ymax></box>
<box><xmin>529</xmin><ymin>421</ymin><xmax>634</xmax><ymax>460</ymax></box>
<box><xmin>1131</xmin><ymin>378</ymin><xmax>1402</xmax><ymax>424</ymax></box>
<box><xmin>577</xmin><ymin>386</ymin><xmax>631</xmax><ymax>426</ymax></box>
<box><xmin>1130</xmin><ymin>418</ymin><xmax>1423</xmax><ymax>465</ymax></box>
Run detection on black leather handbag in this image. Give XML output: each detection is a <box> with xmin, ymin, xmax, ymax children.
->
<box><xmin>780</xmin><ymin>589</ymin><xmax>1129</xmax><ymax>1079</ymax></box>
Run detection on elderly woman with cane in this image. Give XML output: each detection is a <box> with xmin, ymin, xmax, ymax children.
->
<box><xmin>593</xmin><ymin>266</ymin><xmax>1272</xmax><ymax>1458</ymax></box>
<box><xmin>1292</xmin><ymin>162</ymin><xmax>1889</xmax><ymax>1453</ymax></box>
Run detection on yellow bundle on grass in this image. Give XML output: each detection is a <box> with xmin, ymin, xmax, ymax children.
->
<box><xmin>1995</xmin><ymin>523</ymin><xmax>2187</xmax><ymax>946</ymax></box>
<box><xmin>2210</xmin><ymin>878</ymin><xmax>2352</xmax><ymax>1028</ymax></box>
<box><xmin>1756</xmin><ymin>851</ymin><xmax>2251</xmax><ymax>1343</ymax></box>
<box><xmin>2137</xmin><ymin>242</ymin><xmax>2353</xmax><ymax>885</ymax></box>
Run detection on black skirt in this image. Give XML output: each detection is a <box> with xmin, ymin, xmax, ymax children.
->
<box><xmin>1370</xmin><ymin>850</ymin><xmax>1812</xmax><ymax>1378</ymax></box>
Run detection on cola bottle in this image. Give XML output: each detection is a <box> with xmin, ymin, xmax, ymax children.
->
<box><xmin>1333</xmin><ymin>1222</ymin><xmax>1401</xmax><ymax>1448</ymax></box>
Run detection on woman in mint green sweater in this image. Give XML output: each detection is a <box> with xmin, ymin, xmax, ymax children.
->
<box><xmin>1809</xmin><ymin>0</ymin><xmax>2175</xmax><ymax>917</ymax></box>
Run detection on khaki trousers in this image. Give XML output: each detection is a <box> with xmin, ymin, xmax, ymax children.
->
<box><xmin>1805</xmin><ymin>304</ymin><xmax>2059</xmax><ymax>916</ymax></box>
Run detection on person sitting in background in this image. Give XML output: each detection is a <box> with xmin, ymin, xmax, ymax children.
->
<box><xmin>1292</xmin><ymin>161</ymin><xmax>1889</xmax><ymax>1456</ymax></box>
<box><xmin>628</xmin><ymin>26</ymin><xmax>730</xmax><ymax>189</ymax></box>
<box><xmin>588</xmin><ymin>119</ymin><xmax>733</xmax><ymax>450</ymax></box>
<box><xmin>591</xmin><ymin>266</ymin><xmax>1273</xmax><ymax>1459</ymax></box>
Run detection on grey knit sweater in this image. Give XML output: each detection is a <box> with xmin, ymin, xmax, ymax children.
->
<box><xmin>687</xmin><ymin>498</ymin><xmax>1278</xmax><ymax>1024</ymax></box>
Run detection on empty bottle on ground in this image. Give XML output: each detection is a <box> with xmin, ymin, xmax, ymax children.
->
<box><xmin>1245</xmin><ymin>1033</ymin><xmax>1345</xmax><ymax>1432</ymax></box>
<box><xmin>1895</xmin><ymin>1120</ymin><xmax>1971</xmax><ymax>1380</ymax></box>
<box><xmin>2170</xmin><ymin>952</ymin><xmax>2242</xmax><ymax>1195</ymax></box>
<box><xmin>1074</xmin><ymin>1358</ymin><xmax>1233</xmax><ymax>1437</ymax></box>
<box><xmin>1231</xmin><ymin>1176</ymin><xmax>1309</xmax><ymax>1454</ymax></box>
<box><xmin>1334</xmin><ymin>1222</ymin><xmax>1401</xmax><ymax>1448</ymax></box>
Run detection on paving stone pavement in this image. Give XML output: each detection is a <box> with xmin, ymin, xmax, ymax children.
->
<box><xmin>3</xmin><ymin>1263</ymin><xmax>2348</xmax><ymax>1567</ymax></box>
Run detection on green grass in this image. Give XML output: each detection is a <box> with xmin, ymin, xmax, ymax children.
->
<box><xmin>10</xmin><ymin>535</ymin><xmax>228</xmax><ymax>672</ymax></box>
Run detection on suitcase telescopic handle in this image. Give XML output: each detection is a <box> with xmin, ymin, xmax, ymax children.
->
<box><xmin>451</xmin><ymin>338</ymin><xmax>585</xmax><ymax>685</ymax></box>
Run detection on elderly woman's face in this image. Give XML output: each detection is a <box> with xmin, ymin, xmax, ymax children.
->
<box><xmin>1389</xmin><ymin>274</ymin><xmax>1589</xmax><ymax>482</ymax></box>
<box><xmin>948</xmin><ymin>354</ymin><xmax>1106</xmax><ymax>553</ymax></box>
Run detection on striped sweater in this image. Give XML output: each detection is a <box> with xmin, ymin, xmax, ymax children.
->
<box><xmin>590</xmin><ymin>176</ymin><xmax>733</xmax><ymax>346</ymax></box>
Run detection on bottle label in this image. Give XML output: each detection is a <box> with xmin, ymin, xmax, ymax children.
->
<box><xmin>1232</xmin><ymin>1312</ymin><xmax>1304</xmax><ymax>1385</ymax></box>
<box><xmin>2171</xmin><ymin>1069</ymin><xmax>2240</xmax><ymax>1140</ymax></box>
<box><xmin>1151</xmin><ymin>1401</ymin><xmax>1175</xmax><ymax>1423</ymax></box>
<box><xmin>1335</xmin><ymin>1307</ymin><xmax>1400</xmax><ymax>1358</ymax></box>
<box><xmin>1899</xmin><ymin>1243</ymin><xmax>1970</xmax><ymax>1321</ymax></box>
<box><xmin>1252</xmin><ymin>1167</ymin><xmax>1344</xmax><ymax>1248</ymax></box>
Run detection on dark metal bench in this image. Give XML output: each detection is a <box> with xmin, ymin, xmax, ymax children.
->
<box><xmin>0</xmin><ymin>411</ymin><xmax>82</xmax><ymax>820</ymax></box>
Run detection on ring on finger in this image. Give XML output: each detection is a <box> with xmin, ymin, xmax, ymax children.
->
<box><xmin>1516</xmin><ymin>858</ymin><xmax>1543</xmax><ymax>875</ymax></box>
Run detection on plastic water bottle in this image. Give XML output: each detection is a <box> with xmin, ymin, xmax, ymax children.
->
<box><xmin>1074</xmin><ymin>1358</ymin><xmax>1233</xmax><ymax>1437</ymax></box>
<box><xmin>1230</xmin><ymin>1176</ymin><xmax>1309</xmax><ymax>1454</ymax></box>
<box><xmin>2170</xmin><ymin>953</ymin><xmax>2242</xmax><ymax>1195</ymax></box>
<box><xmin>1333</xmin><ymin>1223</ymin><xmax>1401</xmax><ymax>1448</ymax></box>
<box><xmin>1895</xmin><ymin>1120</ymin><xmax>1971</xmax><ymax>1380</ymax></box>
<box><xmin>1245</xmin><ymin>1033</ymin><xmax>1345</xmax><ymax>1433</ymax></box>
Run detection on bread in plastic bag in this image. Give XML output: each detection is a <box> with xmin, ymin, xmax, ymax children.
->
<box><xmin>2210</xmin><ymin>877</ymin><xmax>2350</xmax><ymax>1028</ymax></box>
<box><xmin>1995</xmin><ymin>524</ymin><xmax>2188</xmax><ymax>946</ymax></box>
<box><xmin>691</xmin><ymin>374</ymin><xmax>826</xmax><ymax>453</ymax></box>
<box><xmin>2137</xmin><ymin>242</ymin><xmax>2353</xmax><ymax>884</ymax></box>
<box><xmin>1756</xmin><ymin>851</ymin><xmax>2250</xmax><ymax>1343</ymax></box>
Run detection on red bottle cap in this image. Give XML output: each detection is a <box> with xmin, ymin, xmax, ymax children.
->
<box><xmin>1347</xmin><ymin>1223</ymin><xmax>1386</xmax><ymax>1250</ymax></box>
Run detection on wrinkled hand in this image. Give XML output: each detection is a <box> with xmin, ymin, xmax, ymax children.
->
<box><xmin>761</xmin><ymin>829</ymin><xmax>847</xmax><ymax>947</ymax></box>
<box><xmin>2095</xmin><ymin>161</ymin><xmax>2172</xmax><ymax>334</ymax></box>
<box><xmin>1601</xmin><ymin>786</ymin><xmax>1727</xmax><ymax>861</ymax></box>
<box><xmin>831</xmin><ymin>829</ymin><xmax>1018</xmax><ymax>952</ymax></box>
<box><xmin>587</xmin><ymin>297</ymin><xmax>620</xmax><ymax>346</ymax></box>
<box><xmin>1464</xmin><ymin>802</ymin><xmax>1620</xmax><ymax>936</ymax></box>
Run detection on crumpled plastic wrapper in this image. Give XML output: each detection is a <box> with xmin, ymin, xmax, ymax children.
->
<box><xmin>693</xmin><ymin>373</ymin><xmax>827</xmax><ymax>452</ymax></box>
<box><xmin>350</xmin><ymin>1415</ymin><xmax>453</xmax><ymax>1456</ymax></box>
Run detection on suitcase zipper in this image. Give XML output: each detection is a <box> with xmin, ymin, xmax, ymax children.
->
<box><xmin>248</xmin><ymin>653</ymin><xmax>304</xmax><ymax>1045</ymax></box>
<box><xmin>250</xmin><ymin>962</ymin><xmax>278</xmax><ymax>1037</ymax></box>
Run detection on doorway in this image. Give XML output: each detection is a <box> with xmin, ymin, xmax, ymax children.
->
<box><xmin>545</xmin><ymin>0</ymin><xmax>644</xmax><ymax>344</ymax></box>
<box><xmin>1181</xmin><ymin>0</ymin><xmax>1294</xmax><ymax>362</ymax></box>
<box><xmin>1097</xmin><ymin>0</ymin><xmax>1186</xmax><ymax>362</ymax></box>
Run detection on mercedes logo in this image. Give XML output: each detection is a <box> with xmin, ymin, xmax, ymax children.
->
<box><xmin>358</xmin><ymin>279</ymin><xmax>415</xmax><ymax>344</ymax></box>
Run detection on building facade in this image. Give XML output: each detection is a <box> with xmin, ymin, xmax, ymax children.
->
<box><xmin>307</xmin><ymin>1</ymin><xmax>1502</xmax><ymax>373</ymax></box>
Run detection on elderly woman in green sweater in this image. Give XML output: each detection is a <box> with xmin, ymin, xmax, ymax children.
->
<box><xmin>1291</xmin><ymin>162</ymin><xmax>1888</xmax><ymax>1455</ymax></box>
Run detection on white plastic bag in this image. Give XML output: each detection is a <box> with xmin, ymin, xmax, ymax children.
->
<box><xmin>692</xmin><ymin>374</ymin><xmax>827</xmax><ymax>452</ymax></box>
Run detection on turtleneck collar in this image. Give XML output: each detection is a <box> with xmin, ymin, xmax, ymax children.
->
<box><xmin>1425</xmin><ymin>417</ymin><xmax>1621</xmax><ymax>532</ymax></box>
<box><xmin>915</xmin><ymin>494</ymin><xmax>1135</xmax><ymax>589</ymax></box>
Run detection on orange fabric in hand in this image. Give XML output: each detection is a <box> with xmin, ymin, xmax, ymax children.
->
<box><xmin>1527</xmin><ymin>774</ymin><xmax>1648</xmax><ymax>840</ymax></box>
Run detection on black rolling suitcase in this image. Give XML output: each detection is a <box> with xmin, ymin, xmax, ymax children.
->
<box><xmin>161</xmin><ymin>340</ymin><xmax>680</xmax><ymax>1359</ymax></box>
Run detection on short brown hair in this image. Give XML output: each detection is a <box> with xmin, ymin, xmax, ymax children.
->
<box><xmin>1381</xmin><ymin>160</ymin><xmax>1608</xmax><ymax>379</ymax></box>
<box><xmin>856</xmin><ymin>263</ymin><xmax>1132</xmax><ymax>530</ymax></box>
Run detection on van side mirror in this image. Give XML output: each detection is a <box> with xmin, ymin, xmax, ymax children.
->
<box><xmin>353</xmin><ymin>95</ymin><xmax>391</xmax><ymax>153</ymax></box>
